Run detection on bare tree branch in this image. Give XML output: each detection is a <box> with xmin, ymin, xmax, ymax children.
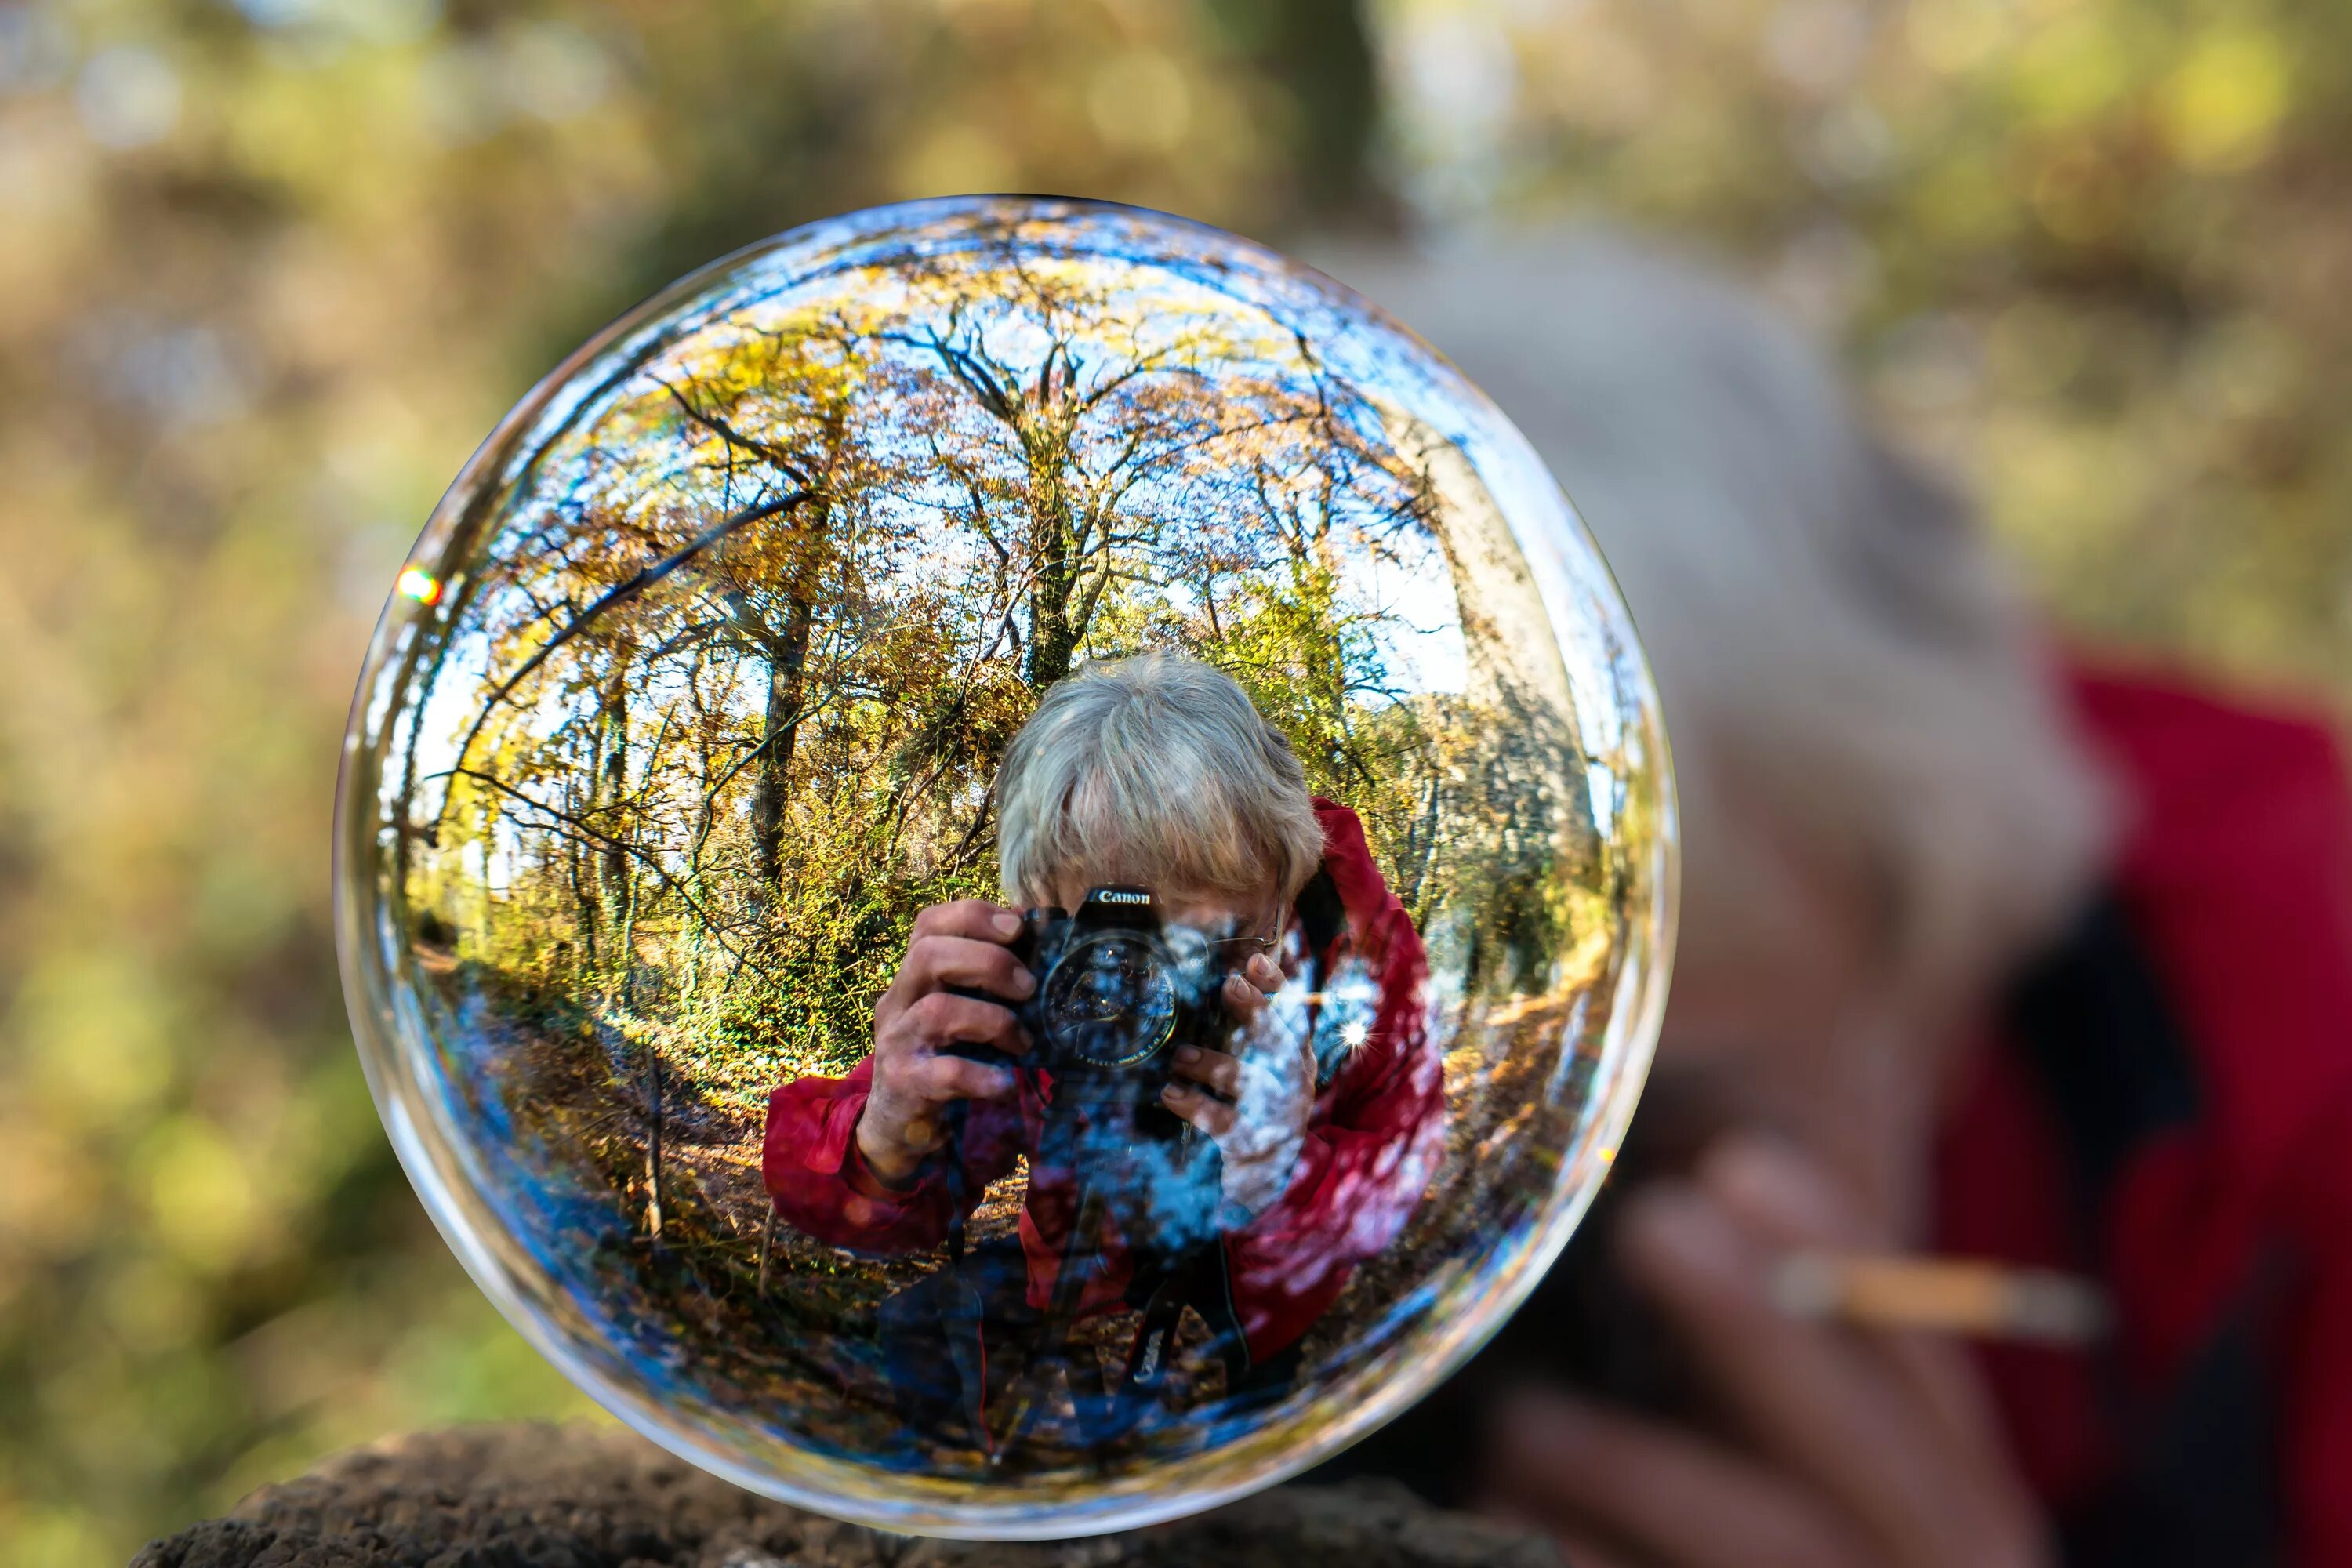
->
<box><xmin>431</xmin><ymin>489</ymin><xmax>816</xmax><ymax>837</ymax></box>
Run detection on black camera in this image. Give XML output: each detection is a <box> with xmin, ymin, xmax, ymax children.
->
<box><xmin>943</xmin><ymin>884</ymin><xmax>1242</xmax><ymax>1248</ymax></box>
<box><xmin>993</xmin><ymin>885</ymin><xmax>1238</xmax><ymax>1099</ymax></box>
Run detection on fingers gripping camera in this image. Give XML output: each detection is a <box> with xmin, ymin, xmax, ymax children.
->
<box><xmin>948</xmin><ymin>886</ymin><xmax>1300</xmax><ymax>1240</ymax></box>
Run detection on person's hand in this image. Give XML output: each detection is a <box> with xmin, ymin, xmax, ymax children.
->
<box><xmin>1159</xmin><ymin>953</ymin><xmax>1315</xmax><ymax>1218</ymax></box>
<box><xmin>855</xmin><ymin>900</ymin><xmax>1035</xmax><ymax>1188</ymax></box>
<box><xmin>1480</xmin><ymin>1135</ymin><xmax>2050</xmax><ymax>1568</ymax></box>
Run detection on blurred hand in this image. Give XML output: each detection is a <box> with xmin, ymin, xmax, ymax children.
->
<box><xmin>1480</xmin><ymin>1136</ymin><xmax>2049</xmax><ymax>1568</ymax></box>
<box><xmin>855</xmin><ymin>899</ymin><xmax>1036</xmax><ymax>1187</ymax></box>
<box><xmin>1159</xmin><ymin>953</ymin><xmax>1312</xmax><ymax>1218</ymax></box>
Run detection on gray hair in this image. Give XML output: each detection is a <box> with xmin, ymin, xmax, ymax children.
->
<box><xmin>996</xmin><ymin>653</ymin><xmax>1326</xmax><ymax>910</ymax></box>
<box><xmin>1326</xmin><ymin>226</ymin><xmax>2113</xmax><ymax>1004</ymax></box>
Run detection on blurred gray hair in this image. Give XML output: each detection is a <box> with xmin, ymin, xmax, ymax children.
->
<box><xmin>1327</xmin><ymin>227</ymin><xmax>2112</xmax><ymax>1004</ymax></box>
<box><xmin>996</xmin><ymin>653</ymin><xmax>1326</xmax><ymax>911</ymax></box>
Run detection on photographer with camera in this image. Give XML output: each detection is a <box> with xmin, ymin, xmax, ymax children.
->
<box><xmin>761</xmin><ymin>652</ymin><xmax>1443</xmax><ymax>1435</ymax></box>
<box><xmin>1316</xmin><ymin>228</ymin><xmax>2352</xmax><ymax>1567</ymax></box>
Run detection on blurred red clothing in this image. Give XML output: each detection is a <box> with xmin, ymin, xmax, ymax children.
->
<box><xmin>1937</xmin><ymin>666</ymin><xmax>2352</xmax><ymax>1565</ymax></box>
<box><xmin>762</xmin><ymin>799</ymin><xmax>1445</xmax><ymax>1368</ymax></box>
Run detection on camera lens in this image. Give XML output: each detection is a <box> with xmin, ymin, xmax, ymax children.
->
<box><xmin>1041</xmin><ymin>931</ymin><xmax>1180</xmax><ymax>1069</ymax></box>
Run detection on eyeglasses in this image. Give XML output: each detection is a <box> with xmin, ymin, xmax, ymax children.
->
<box><xmin>1207</xmin><ymin>934</ymin><xmax>1283</xmax><ymax>964</ymax></box>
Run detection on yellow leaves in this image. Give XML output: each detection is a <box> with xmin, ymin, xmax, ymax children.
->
<box><xmin>2031</xmin><ymin>141</ymin><xmax>2129</xmax><ymax>245</ymax></box>
<box><xmin>1905</xmin><ymin>151</ymin><xmax>2014</xmax><ymax>249</ymax></box>
<box><xmin>135</xmin><ymin>1114</ymin><xmax>264</xmax><ymax>1273</ymax></box>
<box><xmin>1985</xmin><ymin>297</ymin><xmax>2091</xmax><ymax>399</ymax></box>
<box><xmin>0</xmin><ymin>1116</ymin><xmax>100</xmax><ymax>1262</ymax></box>
<box><xmin>1911</xmin><ymin>6</ymin><xmax>2293</xmax><ymax>173</ymax></box>
<box><xmin>2184</xmin><ymin>316</ymin><xmax>2301</xmax><ymax>423</ymax></box>
<box><xmin>1977</xmin><ymin>406</ymin><xmax>2155</xmax><ymax>593</ymax></box>
<box><xmin>2009</xmin><ymin>9</ymin><xmax>2142</xmax><ymax>128</ymax></box>
<box><xmin>937</xmin><ymin>0</ymin><xmax>1033</xmax><ymax>42</ymax></box>
<box><xmin>1904</xmin><ymin>0</ymin><xmax>2012</xmax><ymax>78</ymax></box>
<box><xmin>1088</xmin><ymin>49</ymin><xmax>1196</xmax><ymax>155</ymax></box>
<box><xmin>0</xmin><ymin>116</ymin><xmax>100</xmax><ymax>339</ymax></box>
<box><xmin>2159</xmin><ymin>25</ymin><xmax>2292</xmax><ymax>172</ymax></box>
<box><xmin>97</xmin><ymin>1254</ymin><xmax>208</xmax><ymax>1357</ymax></box>
<box><xmin>895</xmin><ymin>124</ymin><xmax>1018</xmax><ymax>199</ymax></box>
<box><xmin>0</xmin><ymin>1506</ymin><xmax>107</xmax><ymax>1568</ymax></box>
<box><xmin>12</xmin><ymin>947</ymin><xmax>175</xmax><ymax>1131</ymax></box>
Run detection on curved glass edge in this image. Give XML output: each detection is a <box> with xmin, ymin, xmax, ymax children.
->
<box><xmin>330</xmin><ymin>192</ymin><xmax>1682</xmax><ymax>1541</ymax></box>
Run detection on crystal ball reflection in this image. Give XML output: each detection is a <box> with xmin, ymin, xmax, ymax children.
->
<box><xmin>334</xmin><ymin>196</ymin><xmax>1674</xmax><ymax>1538</ymax></box>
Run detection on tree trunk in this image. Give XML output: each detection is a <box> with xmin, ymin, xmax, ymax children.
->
<box><xmin>746</xmin><ymin>500</ymin><xmax>829</xmax><ymax>890</ymax></box>
<box><xmin>597</xmin><ymin>650</ymin><xmax>633</xmax><ymax>912</ymax></box>
<box><xmin>563</xmin><ymin>735</ymin><xmax>601</xmax><ymax>971</ymax></box>
<box><xmin>1022</xmin><ymin>437</ymin><xmax>1082</xmax><ymax>691</ymax></box>
<box><xmin>750</xmin><ymin>595</ymin><xmax>817</xmax><ymax>888</ymax></box>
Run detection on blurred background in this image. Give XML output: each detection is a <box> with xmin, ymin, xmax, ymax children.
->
<box><xmin>0</xmin><ymin>0</ymin><xmax>2346</xmax><ymax>1559</ymax></box>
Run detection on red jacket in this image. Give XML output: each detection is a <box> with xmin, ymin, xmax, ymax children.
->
<box><xmin>1937</xmin><ymin>666</ymin><xmax>2352</xmax><ymax>1563</ymax></box>
<box><xmin>762</xmin><ymin>799</ymin><xmax>1446</xmax><ymax>1367</ymax></box>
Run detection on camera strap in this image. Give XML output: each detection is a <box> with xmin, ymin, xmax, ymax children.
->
<box><xmin>1120</xmin><ymin>1241</ymin><xmax>1246</xmax><ymax>1386</ymax></box>
<box><xmin>1115</xmin><ymin>1250</ymin><xmax>1207</xmax><ymax>1407</ymax></box>
<box><xmin>941</xmin><ymin>1101</ymin><xmax>973</xmax><ymax>1265</ymax></box>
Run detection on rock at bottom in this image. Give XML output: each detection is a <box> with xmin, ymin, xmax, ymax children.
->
<box><xmin>132</xmin><ymin>1422</ymin><xmax>1559</xmax><ymax>1568</ymax></box>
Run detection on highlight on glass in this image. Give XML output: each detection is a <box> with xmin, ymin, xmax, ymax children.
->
<box><xmin>334</xmin><ymin>195</ymin><xmax>1675</xmax><ymax>1537</ymax></box>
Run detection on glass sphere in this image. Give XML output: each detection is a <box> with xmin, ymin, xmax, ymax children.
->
<box><xmin>334</xmin><ymin>196</ymin><xmax>1675</xmax><ymax>1538</ymax></box>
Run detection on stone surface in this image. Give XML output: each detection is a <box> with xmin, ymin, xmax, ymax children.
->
<box><xmin>132</xmin><ymin>1423</ymin><xmax>1559</xmax><ymax>1568</ymax></box>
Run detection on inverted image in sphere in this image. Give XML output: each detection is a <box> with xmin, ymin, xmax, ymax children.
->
<box><xmin>335</xmin><ymin>195</ymin><xmax>1675</xmax><ymax>1538</ymax></box>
